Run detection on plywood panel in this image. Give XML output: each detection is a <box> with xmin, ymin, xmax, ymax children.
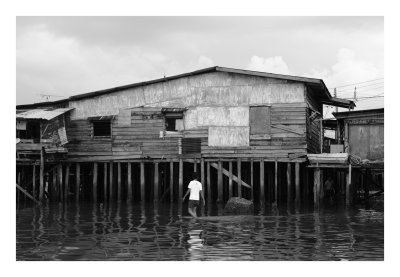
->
<box><xmin>197</xmin><ymin>107</ymin><xmax>249</xmax><ymax>127</ymax></box>
<box><xmin>250</xmin><ymin>106</ymin><xmax>271</xmax><ymax>134</ymax></box>
<box><xmin>208</xmin><ymin>127</ymin><xmax>249</xmax><ymax>147</ymax></box>
<box><xmin>349</xmin><ymin>124</ymin><xmax>384</xmax><ymax>160</ymax></box>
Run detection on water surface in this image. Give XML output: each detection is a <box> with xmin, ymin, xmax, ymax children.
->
<box><xmin>16</xmin><ymin>202</ymin><xmax>384</xmax><ymax>261</ymax></box>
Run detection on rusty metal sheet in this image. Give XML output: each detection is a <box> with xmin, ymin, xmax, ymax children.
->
<box><xmin>349</xmin><ymin>124</ymin><xmax>384</xmax><ymax>160</ymax></box>
<box><xmin>16</xmin><ymin>108</ymin><xmax>74</xmax><ymax>121</ymax></box>
<box><xmin>208</xmin><ymin>127</ymin><xmax>249</xmax><ymax>147</ymax></box>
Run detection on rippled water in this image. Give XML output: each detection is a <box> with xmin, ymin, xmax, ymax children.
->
<box><xmin>16</xmin><ymin>201</ymin><xmax>384</xmax><ymax>261</ymax></box>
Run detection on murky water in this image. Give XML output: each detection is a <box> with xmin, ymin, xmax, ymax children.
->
<box><xmin>16</xmin><ymin>201</ymin><xmax>384</xmax><ymax>261</ymax></box>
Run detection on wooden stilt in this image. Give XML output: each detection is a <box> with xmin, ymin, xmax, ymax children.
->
<box><xmin>39</xmin><ymin>147</ymin><xmax>44</xmax><ymax>201</ymax></box>
<box><xmin>109</xmin><ymin>162</ymin><xmax>114</xmax><ymax>202</ymax></box>
<box><xmin>217</xmin><ymin>160</ymin><xmax>223</xmax><ymax>203</ymax></box>
<box><xmin>140</xmin><ymin>162</ymin><xmax>145</xmax><ymax>202</ymax></box>
<box><xmin>250</xmin><ymin>159</ymin><xmax>254</xmax><ymax>201</ymax></box>
<box><xmin>53</xmin><ymin>167</ymin><xmax>57</xmax><ymax>202</ymax></box>
<box><xmin>103</xmin><ymin>163</ymin><xmax>107</xmax><ymax>202</ymax></box>
<box><xmin>194</xmin><ymin>159</ymin><xmax>198</xmax><ymax>172</ymax></box>
<box><xmin>228</xmin><ymin>161</ymin><xmax>233</xmax><ymax>198</ymax></box>
<box><xmin>179</xmin><ymin>159</ymin><xmax>183</xmax><ymax>202</ymax></box>
<box><xmin>200</xmin><ymin>158</ymin><xmax>205</xmax><ymax>192</ymax></box>
<box><xmin>274</xmin><ymin>161</ymin><xmax>278</xmax><ymax>205</ymax></box>
<box><xmin>32</xmin><ymin>165</ymin><xmax>36</xmax><ymax>199</ymax></box>
<box><xmin>65</xmin><ymin>164</ymin><xmax>70</xmax><ymax>202</ymax></box>
<box><xmin>295</xmin><ymin>163</ymin><xmax>300</xmax><ymax>206</ymax></box>
<box><xmin>127</xmin><ymin>162</ymin><xmax>132</xmax><ymax>202</ymax></box>
<box><xmin>314</xmin><ymin>168</ymin><xmax>320</xmax><ymax>209</ymax></box>
<box><xmin>207</xmin><ymin>161</ymin><xmax>211</xmax><ymax>203</ymax></box>
<box><xmin>117</xmin><ymin>162</ymin><xmax>121</xmax><ymax>201</ymax></box>
<box><xmin>319</xmin><ymin>169</ymin><xmax>324</xmax><ymax>203</ymax></box>
<box><xmin>170</xmin><ymin>161</ymin><xmax>174</xmax><ymax>202</ymax></box>
<box><xmin>154</xmin><ymin>162</ymin><xmax>159</xmax><ymax>203</ymax></box>
<box><xmin>346</xmin><ymin>164</ymin><xmax>352</xmax><ymax>205</ymax></box>
<box><xmin>58</xmin><ymin>164</ymin><xmax>63</xmax><ymax>203</ymax></box>
<box><xmin>287</xmin><ymin>163</ymin><xmax>292</xmax><ymax>205</ymax></box>
<box><xmin>76</xmin><ymin>163</ymin><xmax>80</xmax><ymax>202</ymax></box>
<box><xmin>93</xmin><ymin>163</ymin><xmax>98</xmax><ymax>202</ymax></box>
<box><xmin>238</xmin><ymin>159</ymin><xmax>242</xmax><ymax>198</ymax></box>
<box><xmin>260</xmin><ymin>159</ymin><xmax>265</xmax><ymax>204</ymax></box>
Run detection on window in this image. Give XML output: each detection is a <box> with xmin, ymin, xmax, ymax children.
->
<box><xmin>93</xmin><ymin>120</ymin><xmax>111</xmax><ymax>137</ymax></box>
<box><xmin>162</xmin><ymin>108</ymin><xmax>185</xmax><ymax>132</ymax></box>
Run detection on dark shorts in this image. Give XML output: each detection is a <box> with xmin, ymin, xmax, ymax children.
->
<box><xmin>189</xmin><ymin>200</ymin><xmax>200</xmax><ymax>209</ymax></box>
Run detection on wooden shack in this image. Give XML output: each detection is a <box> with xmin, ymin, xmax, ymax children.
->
<box><xmin>16</xmin><ymin>66</ymin><xmax>354</xmax><ymax>207</ymax></box>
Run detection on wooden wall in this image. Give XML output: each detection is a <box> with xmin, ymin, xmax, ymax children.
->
<box><xmin>305</xmin><ymin>87</ymin><xmax>322</xmax><ymax>154</ymax></box>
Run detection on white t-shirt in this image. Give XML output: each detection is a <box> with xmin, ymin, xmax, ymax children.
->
<box><xmin>188</xmin><ymin>180</ymin><xmax>202</xmax><ymax>200</ymax></box>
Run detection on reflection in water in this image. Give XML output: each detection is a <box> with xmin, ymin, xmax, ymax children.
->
<box><xmin>16</xmin><ymin>202</ymin><xmax>384</xmax><ymax>261</ymax></box>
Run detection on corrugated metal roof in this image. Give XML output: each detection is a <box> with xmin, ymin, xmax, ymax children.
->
<box><xmin>16</xmin><ymin>108</ymin><xmax>74</xmax><ymax>120</ymax></box>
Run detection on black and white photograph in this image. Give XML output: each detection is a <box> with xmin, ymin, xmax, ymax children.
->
<box><xmin>4</xmin><ymin>0</ymin><xmax>398</xmax><ymax>274</ymax></box>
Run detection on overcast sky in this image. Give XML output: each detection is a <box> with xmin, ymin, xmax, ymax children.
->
<box><xmin>16</xmin><ymin>16</ymin><xmax>384</xmax><ymax>112</ymax></box>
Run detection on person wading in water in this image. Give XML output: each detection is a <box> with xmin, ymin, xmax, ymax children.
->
<box><xmin>182</xmin><ymin>172</ymin><xmax>205</xmax><ymax>218</ymax></box>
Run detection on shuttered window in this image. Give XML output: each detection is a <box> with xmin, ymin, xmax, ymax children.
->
<box><xmin>249</xmin><ymin>106</ymin><xmax>271</xmax><ymax>138</ymax></box>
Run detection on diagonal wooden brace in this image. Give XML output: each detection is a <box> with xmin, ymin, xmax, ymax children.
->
<box><xmin>210</xmin><ymin>163</ymin><xmax>250</xmax><ymax>189</ymax></box>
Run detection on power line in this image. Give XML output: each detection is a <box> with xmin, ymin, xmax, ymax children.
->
<box><xmin>336</xmin><ymin>85</ymin><xmax>384</xmax><ymax>94</ymax></box>
<box><xmin>328</xmin><ymin>77</ymin><xmax>384</xmax><ymax>89</ymax></box>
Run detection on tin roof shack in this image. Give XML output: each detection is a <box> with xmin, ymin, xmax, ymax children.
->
<box><xmin>16</xmin><ymin>66</ymin><xmax>354</xmax><ymax>206</ymax></box>
<box><xmin>308</xmin><ymin>108</ymin><xmax>384</xmax><ymax>208</ymax></box>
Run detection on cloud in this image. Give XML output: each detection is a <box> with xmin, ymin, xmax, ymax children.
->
<box><xmin>246</xmin><ymin>55</ymin><xmax>292</xmax><ymax>75</ymax></box>
<box><xmin>306</xmin><ymin>48</ymin><xmax>380</xmax><ymax>89</ymax></box>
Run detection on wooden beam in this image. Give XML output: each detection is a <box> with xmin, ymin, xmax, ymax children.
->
<box><xmin>109</xmin><ymin>162</ymin><xmax>114</xmax><ymax>202</ymax></box>
<box><xmin>179</xmin><ymin>159</ymin><xmax>183</xmax><ymax>202</ymax></box>
<box><xmin>117</xmin><ymin>162</ymin><xmax>121</xmax><ymax>201</ymax></box>
<box><xmin>127</xmin><ymin>162</ymin><xmax>132</xmax><ymax>202</ymax></box>
<box><xmin>58</xmin><ymin>164</ymin><xmax>63</xmax><ymax>203</ymax></box>
<box><xmin>210</xmin><ymin>163</ymin><xmax>250</xmax><ymax>189</ymax></box>
<box><xmin>287</xmin><ymin>163</ymin><xmax>292</xmax><ymax>205</ymax></box>
<box><xmin>200</xmin><ymin>158</ymin><xmax>205</xmax><ymax>192</ymax></box>
<box><xmin>295</xmin><ymin>163</ymin><xmax>300</xmax><ymax>206</ymax></box>
<box><xmin>93</xmin><ymin>163</ymin><xmax>98</xmax><ymax>202</ymax></box>
<box><xmin>32</xmin><ymin>165</ymin><xmax>36</xmax><ymax>199</ymax></box>
<box><xmin>65</xmin><ymin>164</ymin><xmax>70</xmax><ymax>202</ymax></box>
<box><xmin>170</xmin><ymin>161</ymin><xmax>174</xmax><ymax>202</ymax></box>
<box><xmin>39</xmin><ymin>147</ymin><xmax>44</xmax><ymax>201</ymax></box>
<box><xmin>140</xmin><ymin>162</ymin><xmax>145</xmax><ymax>202</ymax></box>
<box><xmin>250</xmin><ymin>160</ymin><xmax>254</xmax><ymax>201</ymax></box>
<box><xmin>346</xmin><ymin>164</ymin><xmax>352</xmax><ymax>205</ymax></box>
<box><xmin>76</xmin><ymin>163</ymin><xmax>80</xmax><ymax>202</ymax></box>
<box><xmin>207</xmin><ymin>161</ymin><xmax>211</xmax><ymax>203</ymax></box>
<box><xmin>260</xmin><ymin>159</ymin><xmax>265</xmax><ymax>204</ymax></box>
<box><xmin>228</xmin><ymin>161</ymin><xmax>233</xmax><ymax>198</ymax></box>
<box><xmin>238</xmin><ymin>159</ymin><xmax>242</xmax><ymax>198</ymax></box>
<box><xmin>154</xmin><ymin>162</ymin><xmax>159</xmax><ymax>203</ymax></box>
<box><xmin>217</xmin><ymin>160</ymin><xmax>223</xmax><ymax>203</ymax></box>
<box><xmin>274</xmin><ymin>161</ymin><xmax>278</xmax><ymax>205</ymax></box>
<box><xmin>16</xmin><ymin>184</ymin><xmax>40</xmax><ymax>205</ymax></box>
<box><xmin>103</xmin><ymin>163</ymin><xmax>107</xmax><ymax>202</ymax></box>
<box><xmin>314</xmin><ymin>168</ymin><xmax>320</xmax><ymax>209</ymax></box>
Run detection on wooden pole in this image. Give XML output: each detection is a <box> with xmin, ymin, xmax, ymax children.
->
<box><xmin>39</xmin><ymin>147</ymin><xmax>44</xmax><ymax>201</ymax></box>
<box><xmin>200</xmin><ymin>158</ymin><xmax>205</xmax><ymax>192</ymax></box>
<box><xmin>319</xmin><ymin>169</ymin><xmax>324</xmax><ymax>204</ymax></box>
<box><xmin>109</xmin><ymin>162</ymin><xmax>114</xmax><ymax>202</ymax></box>
<box><xmin>287</xmin><ymin>163</ymin><xmax>292</xmax><ymax>205</ymax></box>
<box><xmin>228</xmin><ymin>161</ymin><xmax>233</xmax><ymax>198</ymax></box>
<box><xmin>52</xmin><ymin>167</ymin><xmax>57</xmax><ymax>202</ymax></box>
<box><xmin>346</xmin><ymin>164</ymin><xmax>352</xmax><ymax>206</ymax></box>
<box><xmin>117</xmin><ymin>162</ymin><xmax>121</xmax><ymax>201</ymax></box>
<box><xmin>179</xmin><ymin>159</ymin><xmax>183</xmax><ymax>202</ymax></box>
<box><xmin>260</xmin><ymin>159</ymin><xmax>265</xmax><ymax>204</ymax></box>
<box><xmin>103</xmin><ymin>163</ymin><xmax>107</xmax><ymax>202</ymax></box>
<box><xmin>140</xmin><ymin>162</ymin><xmax>145</xmax><ymax>202</ymax></box>
<box><xmin>217</xmin><ymin>160</ymin><xmax>223</xmax><ymax>203</ymax></box>
<box><xmin>194</xmin><ymin>159</ymin><xmax>197</xmax><ymax>172</ymax></box>
<box><xmin>250</xmin><ymin>159</ymin><xmax>254</xmax><ymax>201</ymax></box>
<box><xmin>295</xmin><ymin>163</ymin><xmax>300</xmax><ymax>206</ymax></box>
<box><xmin>170</xmin><ymin>161</ymin><xmax>174</xmax><ymax>202</ymax></box>
<box><xmin>314</xmin><ymin>168</ymin><xmax>320</xmax><ymax>209</ymax></box>
<box><xmin>58</xmin><ymin>164</ymin><xmax>63</xmax><ymax>203</ymax></box>
<box><xmin>127</xmin><ymin>162</ymin><xmax>132</xmax><ymax>202</ymax></box>
<box><xmin>76</xmin><ymin>163</ymin><xmax>80</xmax><ymax>202</ymax></box>
<box><xmin>154</xmin><ymin>162</ymin><xmax>159</xmax><ymax>203</ymax></box>
<box><xmin>274</xmin><ymin>161</ymin><xmax>278</xmax><ymax>205</ymax></box>
<box><xmin>32</xmin><ymin>165</ymin><xmax>36</xmax><ymax>199</ymax></box>
<box><xmin>207</xmin><ymin>161</ymin><xmax>211</xmax><ymax>203</ymax></box>
<box><xmin>237</xmin><ymin>158</ymin><xmax>242</xmax><ymax>198</ymax></box>
<box><xmin>65</xmin><ymin>164</ymin><xmax>70</xmax><ymax>202</ymax></box>
<box><xmin>93</xmin><ymin>163</ymin><xmax>98</xmax><ymax>203</ymax></box>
